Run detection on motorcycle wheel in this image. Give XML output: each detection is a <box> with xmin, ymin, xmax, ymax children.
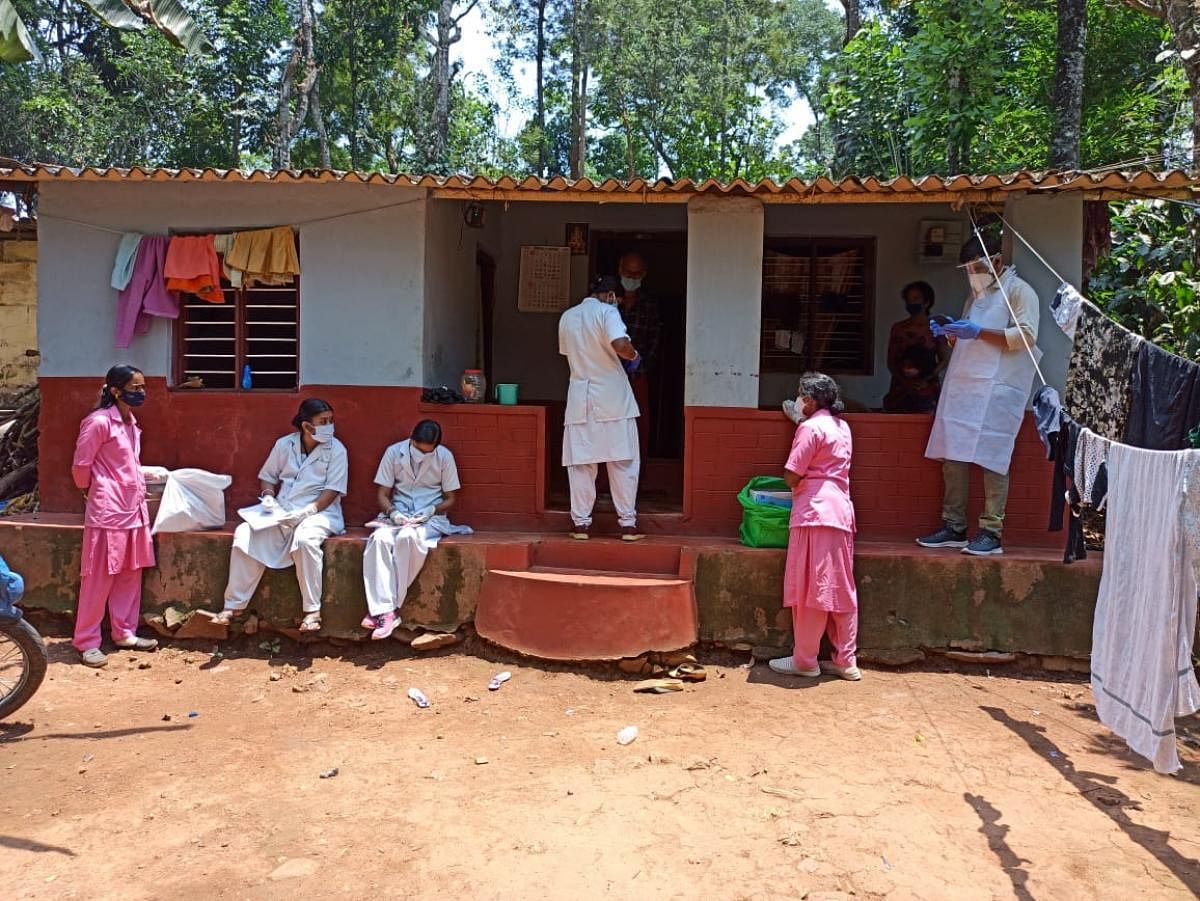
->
<box><xmin>0</xmin><ymin>617</ymin><xmax>48</xmax><ymax>721</ymax></box>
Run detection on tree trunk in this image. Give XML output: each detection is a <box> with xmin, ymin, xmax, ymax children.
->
<box><xmin>947</xmin><ymin>67</ymin><xmax>962</xmax><ymax>173</ymax></box>
<box><xmin>569</xmin><ymin>0</ymin><xmax>588</xmax><ymax>178</ymax></box>
<box><xmin>841</xmin><ymin>0</ymin><xmax>862</xmax><ymax>46</ymax></box>
<box><xmin>1121</xmin><ymin>0</ymin><xmax>1200</xmax><ymax>166</ymax></box>
<box><xmin>430</xmin><ymin>0</ymin><xmax>458</xmax><ymax>170</ymax></box>
<box><xmin>1049</xmin><ymin>0</ymin><xmax>1087</xmax><ymax>169</ymax></box>
<box><xmin>349</xmin><ymin>0</ymin><xmax>360</xmax><ymax>170</ymax></box>
<box><xmin>273</xmin><ymin>0</ymin><xmax>329</xmax><ymax>170</ymax></box>
<box><xmin>535</xmin><ymin>0</ymin><xmax>548</xmax><ymax>176</ymax></box>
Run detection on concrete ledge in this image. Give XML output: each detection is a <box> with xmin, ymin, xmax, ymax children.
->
<box><xmin>0</xmin><ymin>516</ymin><xmax>1102</xmax><ymax>655</ymax></box>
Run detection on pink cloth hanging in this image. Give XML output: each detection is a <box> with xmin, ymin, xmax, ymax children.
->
<box><xmin>115</xmin><ymin>236</ymin><xmax>179</xmax><ymax>348</ymax></box>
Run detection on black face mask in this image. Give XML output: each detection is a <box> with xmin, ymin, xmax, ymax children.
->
<box><xmin>120</xmin><ymin>390</ymin><xmax>146</xmax><ymax>408</ymax></box>
<box><xmin>905</xmin><ymin>303</ymin><xmax>926</xmax><ymax>317</ymax></box>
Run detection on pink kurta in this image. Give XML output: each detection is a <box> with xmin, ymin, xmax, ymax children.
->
<box><xmin>72</xmin><ymin>406</ymin><xmax>155</xmax><ymax>576</ymax></box>
<box><xmin>783</xmin><ymin>410</ymin><xmax>857</xmax><ymax>613</ymax></box>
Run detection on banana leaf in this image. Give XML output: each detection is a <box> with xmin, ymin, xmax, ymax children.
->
<box><xmin>82</xmin><ymin>0</ymin><xmax>212</xmax><ymax>54</ymax></box>
<box><xmin>0</xmin><ymin>0</ymin><xmax>40</xmax><ymax>64</ymax></box>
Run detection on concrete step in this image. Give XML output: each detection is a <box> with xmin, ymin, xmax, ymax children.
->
<box><xmin>530</xmin><ymin>537</ymin><xmax>683</xmax><ymax>575</ymax></box>
<box><xmin>474</xmin><ymin>567</ymin><xmax>698</xmax><ymax>661</ymax></box>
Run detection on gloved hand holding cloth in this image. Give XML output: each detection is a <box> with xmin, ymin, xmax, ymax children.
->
<box><xmin>931</xmin><ymin>318</ymin><xmax>982</xmax><ymax>340</ymax></box>
<box><xmin>279</xmin><ymin>503</ymin><xmax>318</xmax><ymax>526</ymax></box>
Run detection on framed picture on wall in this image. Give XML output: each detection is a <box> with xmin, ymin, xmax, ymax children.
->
<box><xmin>565</xmin><ymin>223</ymin><xmax>589</xmax><ymax>256</ymax></box>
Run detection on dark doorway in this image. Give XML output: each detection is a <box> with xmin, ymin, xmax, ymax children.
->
<box><xmin>477</xmin><ymin>250</ymin><xmax>496</xmax><ymax>386</ymax></box>
<box><xmin>545</xmin><ymin>230</ymin><xmax>687</xmax><ymax>514</ymax></box>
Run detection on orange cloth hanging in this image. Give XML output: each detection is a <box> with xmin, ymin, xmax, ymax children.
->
<box><xmin>164</xmin><ymin>235</ymin><xmax>224</xmax><ymax>303</ymax></box>
<box><xmin>224</xmin><ymin>226</ymin><xmax>300</xmax><ymax>287</ymax></box>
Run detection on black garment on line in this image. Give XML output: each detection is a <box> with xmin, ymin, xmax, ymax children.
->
<box><xmin>1123</xmin><ymin>340</ymin><xmax>1200</xmax><ymax>451</ymax></box>
<box><xmin>1047</xmin><ymin>414</ymin><xmax>1088</xmax><ymax>564</ymax></box>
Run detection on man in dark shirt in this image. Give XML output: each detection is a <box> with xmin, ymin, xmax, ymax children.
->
<box><xmin>618</xmin><ymin>251</ymin><xmax>661</xmax><ymax>460</ymax></box>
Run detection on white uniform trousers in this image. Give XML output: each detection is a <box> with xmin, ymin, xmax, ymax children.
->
<box><xmin>223</xmin><ymin>519</ymin><xmax>331</xmax><ymax>614</ymax></box>
<box><xmin>362</xmin><ymin>525</ymin><xmax>433</xmax><ymax>617</ymax></box>
<box><xmin>568</xmin><ymin>458</ymin><xmax>640</xmax><ymax>528</ymax></box>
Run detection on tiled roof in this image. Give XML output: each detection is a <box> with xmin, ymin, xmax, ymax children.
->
<box><xmin>2</xmin><ymin>163</ymin><xmax>1196</xmax><ymax>202</ymax></box>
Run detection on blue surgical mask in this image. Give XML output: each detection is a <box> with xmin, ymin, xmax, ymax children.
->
<box><xmin>905</xmin><ymin>303</ymin><xmax>925</xmax><ymax>317</ymax></box>
<box><xmin>312</xmin><ymin>423</ymin><xmax>335</xmax><ymax>443</ymax></box>
<box><xmin>120</xmin><ymin>390</ymin><xmax>146</xmax><ymax>407</ymax></box>
<box><xmin>620</xmin><ymin>276</ymin><xmax>642</xmax><ymax>292</ymax></box>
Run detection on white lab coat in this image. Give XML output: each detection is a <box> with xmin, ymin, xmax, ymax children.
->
<box><xmin>233</xmin><ymin>433</ymin><xmax>349</xmax><ymax>569</ymax></box>
<box><xmin>925</xmin><ymin>268</ymin><xmax>1041</xmax><ymax>476</ymax></box>
<box><xmin>558</xmin><ymin>297</ymin><xmax>641</xmax><ymax>466</ymax></box>
<box><xmin>363</xmin><ymin>440</ymin><xmax>471</xmax><ymax>616</ymax></box>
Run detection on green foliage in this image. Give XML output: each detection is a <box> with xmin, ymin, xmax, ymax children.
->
<box><xmin>1089</xmin><ymin>200</ymin><xmax>1200</xmax><ymax>362</ymax></box>
<box><xmin>821</xmin><ymin>0</ymin><xmax>1189</xmax><ymax>177</ymax></box>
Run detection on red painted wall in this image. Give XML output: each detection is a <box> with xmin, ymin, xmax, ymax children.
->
<box><xmin>38</xmin><ymin>378</ymin><xmax>545</xmax><ymax>527</ymax></box>
<box><xmin>39</xmin><ymin>378</ymin><xmax>1058</xmax><ymax>546</ymax></box>
<box><xmin>684</xmin><ymin>408</ymin><xmax>1058</xmax><ymax>548</ymax></box>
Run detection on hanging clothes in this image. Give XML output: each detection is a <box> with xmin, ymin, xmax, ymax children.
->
<box><xmin>1074</xmin><ymin>428</ymin><xmax>1111</xmax><ymax>509</ymax></box>
<box><xmin>224</xmin><ymin>226</ymin><xmax>300</xmax><ymax>286</ymax></box>
<box><xmin>164</xmin><ymin>235</ymin><xmax>224</xmax><ymax>303</ymax></box>
<box><xmin>115</xmin><ymin>236</ymin><xmax>179</xmax><ymax>348</ymax></box>
<box><xmin>212</xmin><ymin>233</ymin><xmax>243</xmax><ymax>288</ymax></box>
<box><xmin>1123</xmin><ymin>339</ymin><xmax>1200</xmax><ymax>451</ymax></box>
<box><xmin>1089</xmin><ymin>442</ymin><xmax>1200</xmax><ymax>774</ymax></box>
<box><xmin>1063</xmin><ymin>300</ymin><xmax>1142</xmax><ymax>442</ymax></box>
<box><xmin>110</xmin><ymin>233</ymin><xmax>144</xmax><ymax>291</ymax></box>
<box><xmin>1049</xmin><ymin>416</ymin><xmax>1089</xmax><ymax>564</ymax></box>
<box><xmin>1049</xmin><ymin>282</ymin><xmax>1083</xmax><ymax>340</ymax></box>
<box><xmin>1032</xmin><ymin>385</ymin><xmax>1062</xmax><ymax>456</ymax></box>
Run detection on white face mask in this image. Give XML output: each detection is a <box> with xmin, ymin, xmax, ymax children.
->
<box><xmin>965</xmin><ymin>256</ymin><xmax>1001</xmax><ymax>299</ymax></box>
<box><xmin>311</xmin><ymin>423</ymin><xmax>335</xmax><ymax>443</ymax></box>
<box><xmin>620</xmin><ymin>276</ymin><xmax>642</xmax><ymax>292</ymax></box>
<box><xmin>409</xmin><ymin>445</ymin><xmax>427</xmax><ymax>461</ymax></box>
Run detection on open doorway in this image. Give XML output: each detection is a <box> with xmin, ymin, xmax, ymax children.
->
<box><xmin>545</xmin><ymin>230</ymin><xmax>687</xmax><ymax>513</ymax></box>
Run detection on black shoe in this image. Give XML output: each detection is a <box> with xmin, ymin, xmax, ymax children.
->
<box><xmin>963</xmin><ymin>530</ymin><xmax>1004</xmax><ymax>556</ymax></box>
<box><xmin>916</xmin><ymin>524</ymin><xmax>968</xmax><ymax>548</ymax></box>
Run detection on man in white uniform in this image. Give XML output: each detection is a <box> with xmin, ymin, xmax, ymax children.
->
<box><xmin>558</xmin><ymin>274</ymin><xmax>644</xmax><ymax>541</ymax></box>
<box><xmin>918</xmin><ymin>227</ymin><xmax>1041</xmax><ymax>557</ymax></box>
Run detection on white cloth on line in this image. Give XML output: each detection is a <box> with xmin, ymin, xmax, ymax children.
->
<box><xmin>110</xmin><ymin>232</ymin><xmax>144</xmax><ymax>291</ymax></box>
<box><xmin>558</xmin><ymin>297</ymin><xmax>640</xmax><ymax>467</ymax></box>
<box><xmin>924</xmin><ymin>267</ymin><xmax>1042</xmax><ymax>476</ymax></box>
<box><xmin>224</xmin><ymin>517</ymin><xmax>336</xmax><ymax>613</ymax></box>
<box><xmin>568</xmin><ymin>457</ymin><xmax>640</xmax><ymax>528</ymax></box>
<box><xmin>1051</xmin><ymin>281</ymin><xmax>1084</xmax><ymax>340</ymax></box>
<box><xmin>1089</xmin><ymin>442</ymin><xmax>1200</xmax><ymax>774</ymax></box>
<box><xmin>362</xmin><ymin>516</ymin><xmax>473</xmax><ymax>617</ymax></box>
<box><xmin>1074</xmin><ymin>427</ymin><xmax>1111</xmax><ymax>509</ymax></box>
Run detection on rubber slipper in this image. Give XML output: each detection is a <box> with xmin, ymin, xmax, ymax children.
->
<box><xmin>668</xmin><ymin>664</ymin><xmax>707</xmax><ymax>682</ymax></box>
<box><xmin>488</xmin><ymin>671</ymin><xmax>512</xmax><ymax>691</ymax></box>
<box><xmin>633</xmin><ymin>678</ymin><xmax>684</xmax><ymax>694</ymax></box>
<box><xmin>298</xmin><ymin>615</ymin><xmax>322</xmax><ymax>633</ymax></box>
<box><xmin>408</xmin><ymin>688</ymin><xmax>431</xmax><ymax>708</ymax></box>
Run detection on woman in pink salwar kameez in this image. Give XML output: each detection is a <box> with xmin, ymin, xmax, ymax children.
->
<box><xmin>770</xmin><ymin>372</ymin><xmax>861</xmax><ymax>681</ymax></box>
<box><xmin>71</xmin><ymin>364</ymin><xmax>160</xmax><ymax>668</ymax></box>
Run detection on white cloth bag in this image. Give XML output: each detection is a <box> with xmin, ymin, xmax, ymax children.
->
<box><xmin>152</xmin><ymin>468</ymin><xmax>233</xmax><ymax>534</ymax></box>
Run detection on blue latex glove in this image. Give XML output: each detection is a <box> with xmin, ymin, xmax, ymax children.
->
<box><xmin>929</xmin><ymin>321</ymin><xmax>947</xmax><ymax>338</ymax></box>
<box><xmin>623</xmin><ymin>354</ymin><xmax>642</xmax><ymax>374</ymax></box>
<box><xmin>941</xmin><ymin>319</ymin><xmax>982</xmax><ymax>340</ymax></box>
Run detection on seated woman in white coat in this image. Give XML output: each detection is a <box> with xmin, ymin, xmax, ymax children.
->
<box><xmin>213</xmin><ymin>398</ymin><xmax>349</xmax><ymax>633</ymax></box>
<box><xmin>361</xmin><ymin>419</ymin><xmax>471</xmax><ymax>640</ymax></box>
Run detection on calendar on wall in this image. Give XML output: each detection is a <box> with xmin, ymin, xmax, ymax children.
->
<box><xmin>517</xmin><ymin>245</ymin><xmax>572</xmax><ymax>313</ymax></box>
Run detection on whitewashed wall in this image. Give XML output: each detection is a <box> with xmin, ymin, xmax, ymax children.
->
<box><xmin>37</xmin><ymin>180</ymin><xmax>428</xmax><ymax>386</ymax></box>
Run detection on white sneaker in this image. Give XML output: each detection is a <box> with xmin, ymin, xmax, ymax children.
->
<box><xmin>80</xmin><ymin>648</ymin><xmax>108</xmax><ymax>668</ymax></box>
<box><xmin>768</xmin><ymin>656</ymin><xmax>821</xmax><ymax>678</ymax></box>
<box><xmin>114</xmin><ymin>635</ymin><xmax>158</xmax><ymax>651</ymax></box>
<box><xmin>819</xmin><ymin>661</ymin><xmax>862</xmax><ymax>681</ymax></box>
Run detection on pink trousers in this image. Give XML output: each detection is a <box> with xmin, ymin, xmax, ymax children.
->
<box><xmin>74</xmin><ymin>568</ymin><xmax>144</xmax><ymax>651</ymax></box>
<box><xmin>791</xmin><ymin>605</ymin><xmax>858</xmax><ymax>670</ymax></box>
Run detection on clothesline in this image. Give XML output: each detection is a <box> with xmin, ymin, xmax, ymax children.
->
<box><xmin>37</xmin><ymin>193</ymin><xmax>424</xmax><ymax>238</ymax></box>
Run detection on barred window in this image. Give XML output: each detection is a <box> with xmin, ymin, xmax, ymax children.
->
<box><xmin>174</xmin><ymin>247</ymin><xmax>299</xmax><ymax>392</ymax></box>
<box><xmin>760</xmin><ymin>237</ymin><xmax>874</xmax><ymax>375</ymax></box>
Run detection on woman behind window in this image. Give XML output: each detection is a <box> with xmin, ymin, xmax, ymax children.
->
<box><xmin>361</xmin><ymin>419</ymin><xmax>471</xmax><ymax>640</ymax></box>
<box><xmin>883</xmin><ymin>280</ymin><xmax>949</xmax><ymax>413</ymax></box>
<box><xmin>213</xmin><ymin>398</ymin><xmax>348</xmax><ymax>633</ymax></box>
<box><xmin>71</xmin><ymin>364</ymin><xmax>162</xmax><ymax>667</ymax></box>
<box><xmin>769</xmin><ymin>372</ymin><xmax>861</xmax><ymax>681</ymax></box>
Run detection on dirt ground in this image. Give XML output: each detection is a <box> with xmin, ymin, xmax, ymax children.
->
<box><xmin>2</xmin><ymin>627</ymin><xmax>1198</xmax><ymax>901</ymax></box>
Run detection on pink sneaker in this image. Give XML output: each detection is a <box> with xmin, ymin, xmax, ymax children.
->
<box><xmin>370</xmin><ymin>612</ymin><xmax>401</xmax><ymax>641</ymax></box>
<box><xmin>361</xmin><ymin>615</ymin><xmax>377</xmax><ymax>630</ymax></box>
